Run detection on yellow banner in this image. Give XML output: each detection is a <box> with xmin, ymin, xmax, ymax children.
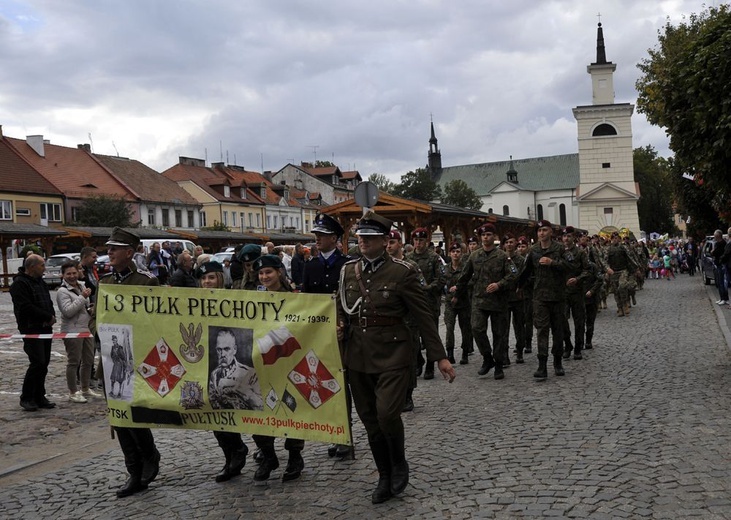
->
<box><xmin>97</xmin><ymin>285</ymin><xmax>350</xmax><ymax>445</ymax></box>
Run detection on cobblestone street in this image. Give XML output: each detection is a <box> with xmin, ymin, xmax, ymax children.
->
<box><xmin>1</xmin><ymin>273</ymin><xmax>731</xmax><ymax>519</ymax></box>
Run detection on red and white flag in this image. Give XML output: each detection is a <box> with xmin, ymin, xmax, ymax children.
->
<box><xmin>288</xmin><ymin>350</ymin><xmax>341</xmax><ymax>409</ymax></box>
<box><xmin>257</xmin><ymin>326</ymin><xmax>302</xmax><ymax>365</ymax></box>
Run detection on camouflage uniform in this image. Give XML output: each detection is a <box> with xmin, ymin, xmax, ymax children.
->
<box><xmin>444</xmin><ymin>258</ymin><xmax>473</xmax><ymax>363</ymax></box>
<box><xmin>518</xmin><ymin>240</ymin><xmax>569</xmax><ymax>371</ymax></box>
<box><xmin>583</xmin><ymin>261</ymin><xmax>604</xmax><ymax>349</ymax></box>
<box><xmin>561</xmin><ymin>244</ymin><xmax>590</xmax><ymax>359</ymax></box>
<box><xmin>505</xmin><ymin>253</ymin><xmax>527</xmax><ymax>362</ymax></box>
<box><xmin>456</xmin><ymin>246</ymin><xmax>517</xmax><ymax>377</ymax></box>
<box><xmin>606</xmin><ymin>242</ymin><xmax>640</xmax><ymax>315</ymax></box>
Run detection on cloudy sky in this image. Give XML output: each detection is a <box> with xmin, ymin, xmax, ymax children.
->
<box><xmin>0</xmin><ymin>0</ymin><xmax>713</xmax><ymax>181</ymax></box>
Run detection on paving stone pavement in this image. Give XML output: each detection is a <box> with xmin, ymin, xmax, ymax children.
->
<box><xmin>1</xmin><ymin>274</ymin><xmax>731</xmax><ymax>519</ymax></box>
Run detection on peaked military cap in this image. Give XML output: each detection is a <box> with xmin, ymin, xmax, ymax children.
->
<box><xmin>253</xmin><ymin>254</ymin><xmax>283</xmax><ymax>271</ymax></box>
<box><xmin>195</xmin><ymin>261</ymin><xmax>223</xmax><ymax>279</ymax></box>
<box><xmin>105</xmin><ymin>227</ymin><xmax>140</xmax><ymax>248</ymax></box>
<box><xmin>237</xmin><ymin>243</ymin><xmax>262</xmax><ymax>263</ymax></box>
<box><xmin>355</xmin><ymin>211</ymin><xmax>392</xmax><ymax>236</ymax></box>
<box><xmin>312</xmin><ymin>212</ymin><xmax>344</xmax><ymax>236</ymax></box>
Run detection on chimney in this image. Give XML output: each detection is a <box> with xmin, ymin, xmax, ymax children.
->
<box><xmin>27</xmin><ymin>135</ymin><xmax>45</xmax><ymax>157</ymax></box>
<box><xmin>263</xmin><ymin>171</ymin><xmax>273</xmax><ymax>182</ymax></box>
<box><xmin>77</xmin><ymin>143</ymin><xmax>91</xmax><ymax>152</ymax></box>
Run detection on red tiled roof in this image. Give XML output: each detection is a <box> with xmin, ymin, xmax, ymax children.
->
<box><xmin>304</xmin><ymin>166</ymin><xmax>340</xmax><ymax>177</ymax></box>
<box><xmin>0</xmin><ymin>137</ymin><xmax>62</xmax><ymax>196</ymax></box>
<box><xmin>163</xmin><ymin>163</ymin><xmax>265</xmax><ymax>205</ymax></box>
<box><xmin>341</xmin><ymin>170</ymin><xmax>361</xmax><ymax>181</ymax></box>
<box><xmin>93</xmin><ymin>154</ymin><xmax>199</xmax><ymax>205</ymax></box>
<box><xmin>211</xmin><ymin>165</ymin><xmax>283</xmax><ymax>205</ymax></box>
<box><xmin>6</xmin><ymin>136</ymin><xmax>134</xmax><ymax>200</ymax></box>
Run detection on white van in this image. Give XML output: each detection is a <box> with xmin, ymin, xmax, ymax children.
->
<box><xmin>140</xmin><ymin>239</ymin><xmax>196</xmax><ymax>256</ymax></box>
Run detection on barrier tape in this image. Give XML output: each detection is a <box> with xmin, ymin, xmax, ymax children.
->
<box><xmin>0</xmin><ymin>332</ymin><xmax>93</xmax><ymax>339</ymax></box>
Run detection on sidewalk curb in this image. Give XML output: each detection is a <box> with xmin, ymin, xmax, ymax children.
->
<box><xmin>705</xmin><ymin>283</ymin><xmax>731</xmax><ymax>350</ymax></box>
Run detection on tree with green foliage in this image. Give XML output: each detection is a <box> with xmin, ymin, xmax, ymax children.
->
<box><xmin>367</xmin><ymin>173</ymin><xmax>396</xmax><ymax>194</ymax></box>
<box><xmin>74</xmin><ymin>195</ymin><xmax>134</xmax><ymax>227</ymax></box>
<box><xmin>441</xmin><ymin>179</ymin><xmax>483</xmax><ymax>211</ymax></box>
<box><xmin>633</xmin><ymin>146</ymin><xmax>675</xmax><ymax>234</ymax></box>
<box><xmin>203</xmin><ymin>221</ymin><xmax>230</xmax><ymax>232</ymax></box>
<box><xmin>315</xmin><ymin>160</ymin><xmax>336</xmax><ymax>168</ymax></box>
<box><xmin>636</xmin><ymin>5</ymin><xmax>731</xmax><ymax>221</ymax></box>
<box><xmin>392</xmin><ymin>168</ymin><xmax>442</xmax><ymax>201</ymax></box>
<box><xmin>668</xmin><ymin>158</ymin><xmax>723</xmax><ymax>239</ymax></box>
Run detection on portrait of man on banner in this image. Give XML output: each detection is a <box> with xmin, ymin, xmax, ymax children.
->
<box><xmin>98</xmin><ymin>324</ymin><xmax>135</xmax><ymax>401</ymax></box>
<box><xmin>208</xmin><ymin>326</ymin><xmax>264</xmax><ymax>411</ymax></box>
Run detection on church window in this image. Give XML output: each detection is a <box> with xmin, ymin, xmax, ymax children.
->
<box><xmin>559</xmin><ymin>204</ymin><xmax>566</xmax><ymax>226</ymax></box>
<box><xmin>537</xmin><ymin>204</ymin><xmax>544</xmax><ymax>220</ymax></box>
<box><xmin>602</xmin><ymin>163</ymin><xmax>611</xmax><ymax>168</ymax></box>
<box><xmin>503</xmin><ymin>205</ymin><xmax>510</xmax><ymax>216</ymax></box>
<box><xmin>592</xmin><ymin>123</ymin><xmax>617</xmax><ymax>136</ymax></box>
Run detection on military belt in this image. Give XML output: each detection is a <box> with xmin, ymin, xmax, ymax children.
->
<box><xmin>358</xmin><ymin>316</ymin><xmax>403</xmax><ymax>328</ymax></box>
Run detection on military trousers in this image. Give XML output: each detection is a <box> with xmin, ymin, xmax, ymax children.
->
<box><xmin>349</xmin><ymin>368</ymin><xmax>410</xmax><ymax>441</ymax></box>
<box><xmin>563</xmin><ymin>292</ymin><xmax>585</xmax><ymax>351</ymax></box>
<box><xmin>522</xmin><ymin>293</ymin><xmax>534</xmax><ymax>348</ymax></box>
<box><xmin>115</xmin><ymin>427</ymin><xmax>157</xmax><ymax>476</ymax></box>
<box><xmin>610</xmin><ymin>270</ymin><xmax>631</xmax><ymax>308</ymax></box>
<box><xmin>584</xmin><ymin>297</ymin><xmax>598</xmax><ymax>346</ymax></box>
<box><xmin>471</xmin><ymin>307</ymin><xmax>508</xmax><ymax>365</ymax></box>
<box><xmin>533</xmin><ymin>300</ymin><xmax>564</xmax><ymax>358</ymax></box>
<box><xmin>507</xmin><ymin>300</ymin><xmax>526</xmax><ymax>355</ymax></box>
<box><xmin>444</xmin><ymin>303</ymin><xmax>472</xmax><ymax>354</ymax></box>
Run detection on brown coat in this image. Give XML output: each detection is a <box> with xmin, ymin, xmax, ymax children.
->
<box><xmin>337</xmin><ymin>254</ymin><xmax>446</xmax><ymax>373</ymax></box>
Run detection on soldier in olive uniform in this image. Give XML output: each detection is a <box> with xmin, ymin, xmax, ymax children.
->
<box><xmin>406</xmin><ymin>227</ymin><xmax>446</xmax><ymax>380</ymax></box>
<box><xmin>583</xmin><ymin>260</ymin><xmax>604</xmax><ymax>350</ymax></box>
<box><xmin>518</xmin><ymin>220</ymin><xmax>569</xmax><ymax>380</ymax></box>
<box><xmin>560</xmin><ymin>226</ymin><xmax>591</xmax><ymax>361</ymax></box>
<box><xmin>95</xmin><ymin>228</ymin><xmax>161</xmax><ymax>498</ymax></box>
<box><xmin>455</xmin><ymin>223</ymin><xmax>517</xmax><ymax>380</ymax></box>
<box><xmin>606</xmin><ymin>232</ymin><xmax>640</xmax><ymax>316</ymax></box>
<box><xmin>337</xmin><ymin>211</ymin><xmax>455</xmax><ymax>504</ymax></box>
<box><xmin>444</xmin><ymin>242</ymin><xmax>473</xmax><ymax>365</ymax></box>
<box><xmin>502</xmin><ymin>234</ymin><xmax>527</xmax><ymax>363</ymax></box>
<box><xmin>516</xmin><ymin>236</ymin><xmax>534</xmax><ymax>354</ymax></box>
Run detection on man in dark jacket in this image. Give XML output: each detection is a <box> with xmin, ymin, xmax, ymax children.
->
<box><xmin>10</xmin><ymin>254</ymin><xmax>57</xmax><ymax>411</ymax></box>
<box><xmin>290</xmin><ymin>243</ymin><xmax>305</xmax><ymax>289</ymax></box>
<box><xmin>168</xmin><ymin>251</ymin><xmax>197</xmax><ymax>288</ymax></box>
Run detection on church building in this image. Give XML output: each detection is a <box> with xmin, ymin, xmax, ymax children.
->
<box><xmin>429</xmin><ymin>23</ymin><xmax>640</xmax><ymax>235</ymax></box>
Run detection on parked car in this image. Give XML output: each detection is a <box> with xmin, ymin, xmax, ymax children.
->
<box><xmin>44</xmin><ymin>253</ymin><xmax>80</xmax><ymax>288</ymax></box>
<box><xmin>96</xmin><ymin>254</ymin><xmax>112</xmax><ymax>275</ymax></box>
<box><xmin>211</xmin><ymin>252</ymin><xmax>234</xmax><ymax>264</ymax></box>
<box><xmin>701</xmin><ymin>237</ymin><xmax>719</xmax><ymax>286</ymax></box>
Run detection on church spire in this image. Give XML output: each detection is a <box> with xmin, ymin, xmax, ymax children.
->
<box><xmin>427</xmin><ymin>118</ymin><xmax>442</xmax><ymax>177</ymax></box>
<box><xmin>594</xmin><ymin>22</ymin><xmax>608</xmax><ymax>65</ymax></box>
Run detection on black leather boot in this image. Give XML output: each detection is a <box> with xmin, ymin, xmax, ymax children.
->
<box><xmin>494</xmin><ymin>363</ymin><xmax>504</xmax><ymax>380</ymax></box>
<box><xmin>573</xmin><ymin>347</ymin><xmax>583</xmax><ymax>360</ymax></box>
<box><xmin>222</xmin><ymin>445</ymin><xmax>248</xmax><ymax>481</ymax></box>
<box><xmin>140</xmin><ymin>448</ymin><xmax>160</xmax><ymax>486</ymax></box>
<box><xmin>516</xmin><ymin>351</ymin><xmax>524</xmax><ymax>364</ymax></box>
<box><xmin>282</xmin><ymin>449</ymin><xmax>304</xmax><ymax>481</ymax></box>
<box><xmin>369</xmin><ymin>438</ymin><xmax>392</xmax><ymax>504</ymax></box>
<box><xmin>215</xmin><ymin>448</ymin><xmax>232</xmax><ymax>482</ymax></box>
<box><xmin>477</xmin><ymin>357</ymin><xmax>494</xmax><ymax>376</ymax></box>
<box><xmin>385</xmin><ymin>433</ymin><xmax>409</xmax><ymax>496</ymax></box>
<box><xmin>116</xmin><ymin>474</ymin><xmax>147</xmax><ymax>498</ymax></box>
<box><xmin>554</xmin><ymin>356</ymin><xmax>565</xmax><ymax>376</ymax></box>
<box><xmin>253</xmin><ymin>447</ymin><xmax>279</xmax><ymax>481</ymax></box>
<box><xmin>459</xmin><ymin>348</ymin><xmax>469</xmax><ymax>364</ymax></box>
<box><xmin>446</xmin><ymin>348</ymin><xmax>456</xmax><ymax>364</ymax></box>
<box><xmin>534</xmin><ymin>355</ymin><xmax>548</xmax><ymax>380</ymax></box>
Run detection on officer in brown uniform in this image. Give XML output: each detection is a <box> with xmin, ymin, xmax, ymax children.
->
<box><xmin>337</xmin><ymin>211</ymin><xmax>455</xmax><ymax>504</ymax></box>
<box><xmin>455</xmin><ymin>223</ymin><xmax>517</xmax><ymax>380</ymax></box>
<box><xmin>95</xmin><ymin>228</ymin><xmax>161</xmax><ymax>497</ymax></box>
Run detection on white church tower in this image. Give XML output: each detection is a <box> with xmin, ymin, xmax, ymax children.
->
<box><xmin>573</xmin><ymin>23</ymin><xmax>640</xmax><ymax>235</ymax></box>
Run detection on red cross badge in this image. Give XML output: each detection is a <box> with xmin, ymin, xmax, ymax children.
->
<box><xmin>138</xmin><ymin>338</ymin><xmax>187</xmax><ymax>397</ymax></box>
